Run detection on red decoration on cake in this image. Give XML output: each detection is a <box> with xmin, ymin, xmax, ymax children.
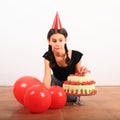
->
<box><xmin>63</xmin><ymin>73</ymin><xmax>97</xmax><ymax>96</ymax></box>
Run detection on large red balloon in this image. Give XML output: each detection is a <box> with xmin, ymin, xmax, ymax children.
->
<box><xmin>49</xmin><ymin>86</ymin><xmax>67</xmax><ymax>109</ymax></box>
<box><xmin>24</xmin><ymin>84</ymin><xmax>51</xmax><ymax>113</ymax></box>
<box><xmin>13</xmin><ymin>76</ymin><xmax>41</xmax><ymax>105</ymax></box>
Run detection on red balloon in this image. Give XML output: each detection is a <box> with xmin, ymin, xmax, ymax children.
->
<box><xmin>13</xmin><ymin>76</ymin><xmax>41</xmax><ymax>105</ymax></box>
<box><xmin>49</xmin><ymin>86</ymin><xmax>67</xmax><ymax>109</ymax></box>
<box><xmin>24</xmin><ymin>84</ymin><xmax>51</xmax><ymax>113</ymax></box>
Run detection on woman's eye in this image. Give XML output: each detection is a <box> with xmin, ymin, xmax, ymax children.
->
<box><xmin>52</xmin><ymin>39</ymin><xmax>57</xmax><ymax>42</ymax></box>
<box><xmin>59</xmin><ymin>39</ymin><xmax>63</xmax><ymax>42</ymax></box>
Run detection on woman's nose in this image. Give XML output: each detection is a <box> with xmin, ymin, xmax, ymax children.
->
<box><xmin>56</xmin><ymin>41</ymin><xmax>60</xmax><ymax>46</ymax></box>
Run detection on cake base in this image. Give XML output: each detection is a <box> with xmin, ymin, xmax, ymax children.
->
<box><xmin>66</xmin><ymin>92</ymin><xmax>97</xmax><ymax>106</ymax></box>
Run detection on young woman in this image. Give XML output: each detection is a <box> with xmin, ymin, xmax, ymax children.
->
<box><xmin>42</xmin><ymin>13</ymin><xmax>90</xmax><ymax>102</ymax></box>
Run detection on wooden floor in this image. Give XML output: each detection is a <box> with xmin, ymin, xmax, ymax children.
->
<box><xmin>0</xmin><ymin>86</ymin><xmax>120</xmax><ymax>120</ymax></box>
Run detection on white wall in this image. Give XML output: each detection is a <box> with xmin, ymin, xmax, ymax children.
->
<box><xmin>0</xmin><ymin>0</ymin><xmax>120</xmax><ymax>86</ymax></box>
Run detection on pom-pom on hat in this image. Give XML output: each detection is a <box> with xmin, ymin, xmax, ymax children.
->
<box><xmin>52</xmin><ymin>12</ymin><xmax>62</xmax><ymax>29</ymax></box>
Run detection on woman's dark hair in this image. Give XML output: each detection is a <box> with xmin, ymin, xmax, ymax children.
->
<box><xmin>47</xmin><ymin>28</ymin><xmax>71</xmax><ymax>68</ymax></box>
<box><xmin>47</xmin><ymin>28</ymin><xmax>68</xmax><ymax>39</ymax></box>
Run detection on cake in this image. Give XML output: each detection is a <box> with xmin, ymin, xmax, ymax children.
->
<box><xmin>63</xmin><ymin>73</ymin><xmax>97</xmax><ymax>96</ymax></box>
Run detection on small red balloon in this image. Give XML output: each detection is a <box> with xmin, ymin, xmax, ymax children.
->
<box><xmin>24</xmin><ymin>84</ymin><xmax>51</xmax><ymax>113</ymax></box>
<box><xmin>49</xmin><ymin>86</ymin><xmax>67</xmax><ymax>109</ymax></box>
<box><xmin>13</xmin><ymin>76</ymin><xmax>41</xmax><ymax>105</ymax></box>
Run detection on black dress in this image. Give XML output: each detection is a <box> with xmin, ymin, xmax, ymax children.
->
<box><xmin>43</xmin><ymin>50</ymin><xmax>83</xmax><ymax>102</ymax></box>
<box><xmin>43</xmin><ymin>50</ymin><xmax>83</xmax><ymax>81</ymax></box>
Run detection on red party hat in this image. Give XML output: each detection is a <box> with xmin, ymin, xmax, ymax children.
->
<box><xmin>52</xmin><ymin>12</ymin><xmax>62</xmax><ymax>29</ymax></box>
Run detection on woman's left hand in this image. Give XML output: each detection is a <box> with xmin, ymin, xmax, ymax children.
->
<box><xmin>79</xmin><ymin>66</ymin><xmax>91</xmax><ymax>76</ymax></box>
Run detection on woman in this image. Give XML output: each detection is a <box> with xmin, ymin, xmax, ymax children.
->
<box><xmin>42</xmin><ymin>12</ymin><xmax>90</xmax><ymax>102</ymax></box>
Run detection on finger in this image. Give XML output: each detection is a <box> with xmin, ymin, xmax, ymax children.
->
<box><xmin>80</xmin><ymin>66</ymin><xmax>91</xmax><ymax>74</ymax></box>
<box><xmin>80</xmin><ymin>66</ymin><xmax>86</xmax><ymax>73</ymax></box>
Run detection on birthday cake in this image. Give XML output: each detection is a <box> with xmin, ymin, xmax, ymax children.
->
<box><xmin>63</xmin><ymin>73</ymin><xmax>97</xmax><ymax>95</ymax></box>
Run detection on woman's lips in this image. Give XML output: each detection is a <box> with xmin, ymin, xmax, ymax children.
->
<box><xmin>55</xmin><ymin>48</ymin><xmax>60</xmax><ymax>50</ymax></box>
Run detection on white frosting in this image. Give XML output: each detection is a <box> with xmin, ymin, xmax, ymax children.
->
<box><xmin>63</xmin><ymin>75</ymin><xmax>96</xmax><ymax>95</ymax></box>
<box><xmin>67</xmin><ymin>75</ymin><xmax>92</xmax><ymax>83</ymax></box>
<box><xmin>63</xmin><ymin>84</ymin><xmax>95</xmax><ymax>94</ymax></box>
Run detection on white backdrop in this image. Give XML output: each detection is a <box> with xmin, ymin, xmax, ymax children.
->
<box><xmin>0</xmin><ymin>0</ymin><xmax>120</xmax><ymax>86</ymax></box>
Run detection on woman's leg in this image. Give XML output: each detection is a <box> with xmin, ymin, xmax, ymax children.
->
<box><xmin>51</xmin><ymin>75</ymin><xmax>63</xmax><ymax>86</ymax></box>
<box><xmin>51</xmin><ymin>75</ymin><xmax>77</xmax><ymax>102</ymax></box>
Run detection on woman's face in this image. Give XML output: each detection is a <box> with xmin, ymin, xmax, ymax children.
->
<box><xmin>48</xmin><ymin>33</ymin><xmax>67</xmax><ymax>53</ymax></box>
